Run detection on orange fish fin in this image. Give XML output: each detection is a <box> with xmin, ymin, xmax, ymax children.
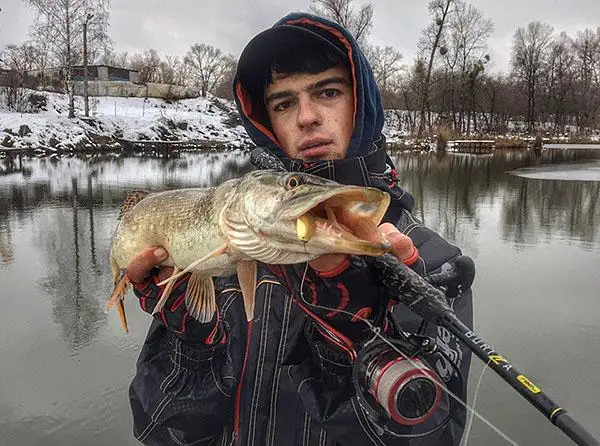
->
<box><xmin>108</xmin><ymin>270</ymin><xmax>129</xmax><ymax>309</ymax></box>
<box><xmin>117</xmin><ymin>300</ymin><xmax>129</xmax><ymax>334</ymax></box>
<box><xmin>185</xmin><ymin>273</ymin><xmax>216</xmax><ymax>323</ymax></box>
<box><xmin>156</xmin><ymin>245</ymin><xmax>228</xmax><ymax>287</ymax></box>
<box><xmin>108</xmin><ymin>269</ymin><xmax>130</xmax><ymax>333</ymax></box>
<box><xmin>151</xmin><ymin>266</ymin><xmax>181</xmax><ymax>315</ymax></box>
<box><xmin>236</xmin><ymin>260</ymin><xmax>257</xmax><ymax>322</ymax></box>
<box><xmin>118</xmin><ymin>190</ymin><xmax>150</xmax><ymax>220</ymax></box>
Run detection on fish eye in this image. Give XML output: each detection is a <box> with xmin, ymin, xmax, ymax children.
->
<box><xmin>286</xmin><ymin>176</ymin><xmax>300</xmax><ymax>189</ymax></box>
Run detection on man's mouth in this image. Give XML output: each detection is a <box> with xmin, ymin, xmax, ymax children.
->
<box><xmin>299</xmin><ymin>139</ymin><xmax>333</xmax><ymax>158</ymax></box>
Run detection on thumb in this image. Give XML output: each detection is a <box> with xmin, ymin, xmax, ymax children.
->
<box><xmin>127</xmin><ymin>246</ymin><xmax>169</xmax><ymax>283</ymax></box>
<box><xmin>379</xmin><ymin>223</ymin><xmax>415</xmax><ymax>262</ymax></box>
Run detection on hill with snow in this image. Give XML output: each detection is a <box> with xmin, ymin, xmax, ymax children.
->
<box><xmin>0</xmin><ymin>91</ymin><xmax>253</xmax><ymax>152</ymax></box>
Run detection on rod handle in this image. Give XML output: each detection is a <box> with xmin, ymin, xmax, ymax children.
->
<box><xmin>554</xmin><ymin>412</ymin><xmax>600</xmax><ymax>446</ymax></box>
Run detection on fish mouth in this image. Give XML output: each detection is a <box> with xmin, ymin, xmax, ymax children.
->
<box><xmin>279</xmin><ymin>186</ymin><xmax>392</xmax><ymax>256</ymax></box>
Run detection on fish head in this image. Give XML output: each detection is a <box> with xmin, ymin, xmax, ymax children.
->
<box><xmin>220</xmin><ymin>170</ymin><xmax>392</xmax><ymax>264</ymax></box>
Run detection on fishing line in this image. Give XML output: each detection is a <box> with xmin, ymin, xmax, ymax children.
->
<box><xmin>462</xmin><ymin>358</ymin><xmax>492</xmax><ymax>446</ymax></box>
<box><xmin>298</xmin><ymin>261</ymin><xmax>520</xmax><ymax>446</ymax></box>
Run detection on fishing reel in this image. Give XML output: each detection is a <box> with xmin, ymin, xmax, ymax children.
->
<box><xmin>352</xmin><ymin>329</ymin><xmax>463</xmax><ymax>438</ymax></box>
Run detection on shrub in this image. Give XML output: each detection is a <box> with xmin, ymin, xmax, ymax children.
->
<box><xmin>28</xmin><ymin>93</ymin><xmax>47</xmax><ymax>112</ymax></box>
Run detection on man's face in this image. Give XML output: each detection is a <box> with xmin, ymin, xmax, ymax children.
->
<box><xmin>264</xmin><ymin>66</ymin><xmax>354</xmax><ymax>161</ymax></box>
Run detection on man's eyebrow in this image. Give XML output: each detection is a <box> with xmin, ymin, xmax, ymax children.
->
<box><xmin>308</xmin><ymin>76</ymin><xmax>349</xmax><ymax>91</ymax></box>
<box><xmin>265</xmin><ymin>76</ymin><xmax>350</xmax><ymax>105</ymax></box>
<box><xmin>265</xmin><ymin>90</ymin><xmax>295</xmax><ymax>105</ymax></box>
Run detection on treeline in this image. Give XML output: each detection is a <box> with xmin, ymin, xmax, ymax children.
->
<box><xmin>1</xmin><ymin>0</ymin><xmax>599</xmax><ymax>137</ymax></box>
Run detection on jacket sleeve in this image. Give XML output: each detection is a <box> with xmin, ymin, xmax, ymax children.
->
<box><xmin>129</xmin><ymin>284</ymin><xmax>244</xmax><ymax>446</ymax></box>
<box><xmin>283</xmin><ymin>256</ymin><xmax>392</xmax><ymax>342</ymax></box>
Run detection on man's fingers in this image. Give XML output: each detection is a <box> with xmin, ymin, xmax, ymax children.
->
<box><xmin>127</xmin><ymin>247</ymin><xmax>169</xmax><ymax>283</ymax></box>
<box><xmin>379</xmin><ymin>223</ymin><xmax>415</xmax><ymax>261</ymax></box>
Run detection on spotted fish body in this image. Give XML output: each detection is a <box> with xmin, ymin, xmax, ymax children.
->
<box><xmin>111</xmin><ymin>182</ymin><xmax>239</xmax><ymax>278</ymax></box>
<box><xmin>109</xmin><ymin>170</ymin><xmax>393</xmax><ymax>332</ymax></box>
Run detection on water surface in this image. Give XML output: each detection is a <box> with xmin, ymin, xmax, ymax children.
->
<box><xmin>0</xmin><ymin>148</ymin><xmax>598</xmax><ymax>445</ymax></box>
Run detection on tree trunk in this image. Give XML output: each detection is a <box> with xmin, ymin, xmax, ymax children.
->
<box><xmin>66</xmin><ymin>1</ymin><xmax>75</xmax><ymax>118</ymax></box>
<box><xmin>84</xmin><ymin>19</ymin><xmax>89</xmax><ymax>117</ymax></box>
<box><xmin>417</xmin><ymin>1</ymin><xmax>453</xmax><ymax>139</ymax></box>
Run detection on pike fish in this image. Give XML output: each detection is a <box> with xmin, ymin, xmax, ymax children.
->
<box><xmin>109</xmin><ymin>170</ymin><xmax>392</xmax><ymax>333</ymax></box>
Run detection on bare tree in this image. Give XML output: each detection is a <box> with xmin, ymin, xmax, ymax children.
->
<box><xmin>184</xmin><ymin>44</ymin><xmax>234</xmax><ymax>98</ymax></box>
<box><xmin>511</xmin><ymin>21</ymin><xmax>554</xmax><ymax>132</ymax></box>
<box><xmin>367</xmin><ymin>45</ymin><xmax>403</xmax><ymax>108</ymax></box>
<box><xmin>159</xmin><ymin>56</ymin><xmax>182</xmax><ymax>85</ymax></box>
<box><xmin>213</xmin><ymin>57</ymin><xmax>237</xmax><ymax>100</ymax></box>
<box><xmin>417</xmin><ymin>0</ymin><xmax>455</xmax><ymax>137</ymax></box>
<box><xmin>544</xmin><ymin>32</ymin><xmax>575</xmax><ymax>133</ymax></box>
<box><xmin>25</xmin><ymin>0</ymin><xmax>112</xmax><ymax>118</ymax></box>
<box><xmin>99</xmin><ymin>50</ymin><xmax>129</xmax><ymax>68</ymax></box>
<box><xmin>442</xmin><ymin>1</ymin><xmax>492</xmax><ymax>133</ymax></box>
<box><xmin>129</xmin><ymin>49</ymin><xmax>162</xmax><ymax>83</ymax></box>
<box><xmin>0</xmin><ymin>43</ymin><xmax>47</xmax><ymax>71</ymax></box>
<box><xmin>310</xmin><ymin>0</ymin><xmax>373</xmax><ymax>44</ymax></box>
<box><xmin>572</xmin><ymin>28</ymin><xmax>600</xmax><ymax>132</ymax></box>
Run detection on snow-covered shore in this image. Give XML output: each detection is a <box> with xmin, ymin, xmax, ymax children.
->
<box><xmin>0</xmin><ymin>91</ymin><xmax>253</xmax><ymax>152</ymax></box>
<box><xmin>2</xmin><ymin>91</ymin><xmax>598</xmax><ymax>155</ymax></box>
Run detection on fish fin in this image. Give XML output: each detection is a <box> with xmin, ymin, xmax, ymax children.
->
<box><xmin>236</xmin><ymin>260</ymin><xmax>257</xmax><ymax>322</ymax></box>
<box><xmin>156</xmin><ymin>245</ymin><xmax>228</xmax><ymax>287</ymax></box>
<box><xmin>151</xmin><ymin>266</ymin><xmax>181</xmax><ymax>315</ymax></box>
<box><xmin>108</xmin><ymin>266</ymin><xmax>130</xmax><ymax>334</ymax></box>
<box><xmin>117</xmin><ymin>300</ymin><xmax>129</xmax><ymax>334</ymax></box>
<box><xmin>118</xmin><ymin>190</ymin><xmax>150</xmax><ymax>220</ymax></box>
<box><xmin>185</xmin><ymin>273</ymin><xmax>216</xmax><ymax>323</ymax></box>
<box><xmin>108</xmin><ymin>271</ymin><xmax>129</xmax><ymax>308</ymax></box>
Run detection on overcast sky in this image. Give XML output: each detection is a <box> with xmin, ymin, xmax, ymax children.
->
<box><xmin>1</xmin><ymin>0</ymin><xmax>599</xmax><ymax>73</ymax></box>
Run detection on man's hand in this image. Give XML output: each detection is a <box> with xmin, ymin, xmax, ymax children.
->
<box><xmin>126</xmin><ymin>247</ymin><xmax>221</xmax><ymax>343</ymax></box>
<box><xmin>127</xmin><ymin>247</ymin><xmax>171</xmax><ymax>283</ymax></box>
<box><xmin>309</xmin><ymin>223</ymin><xmax>416</xmax><ymax>272</ymax></box>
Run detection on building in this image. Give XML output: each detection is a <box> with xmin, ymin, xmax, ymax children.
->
<box><xmin>0</xmin><ymin>65</ymin><xmax>140</xmax><ymax>89</ymax></box>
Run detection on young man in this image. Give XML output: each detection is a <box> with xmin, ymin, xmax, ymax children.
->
<box><xmin>127</xmin><ymin>12</ymin><xmax>473</xmax><ymax>446</ymax></box>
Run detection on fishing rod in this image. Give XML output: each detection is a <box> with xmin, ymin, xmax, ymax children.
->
<box><xmin>369</xmin><ymin>254</ymin><xmax>600</xmax><ymax>446</ymax></box>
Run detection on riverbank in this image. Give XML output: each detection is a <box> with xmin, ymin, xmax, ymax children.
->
<box><xmin>0</xmin><ymin>91</ymin><xmax>252</xmax><ymax>154</ymax></box>
<box><xmin>2</xmin><ymin>91</ymin><xmax>599</xmax><ymax>155</ymax></box>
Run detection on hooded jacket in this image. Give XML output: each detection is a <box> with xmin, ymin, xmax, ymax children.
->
<box><xmin>129</xmin><ymin>12</ymin><xmax>473</xmax><ymax>446</ymax></box>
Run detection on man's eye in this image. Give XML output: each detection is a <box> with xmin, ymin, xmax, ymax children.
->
<box><xmin>273</xmin><ymin>101</ymin><xmax>292</xmax><ymax>112</ymax></box>
<box><xmin>319</xmin><ymin>89</ymin><xmax>340</xmax><ymax>98</ymax></box>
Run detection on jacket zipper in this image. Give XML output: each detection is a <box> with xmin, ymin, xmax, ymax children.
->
<box><xmin>233</xmin><ymin>320</ymin><xmax>253</xmax><ymax>444</ymax></box>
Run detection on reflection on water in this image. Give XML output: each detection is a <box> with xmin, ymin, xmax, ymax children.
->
<box><xmin>389</xmin><ymin>150</ymin><xmax>600</xmax><ymax>254</ymax></box>
<box><xmin>0</xmin><ymin>148</ymin><xmax>598</xmax><ymax>445</ymax></box>
<box><xmin>510</xmin><ymin>160</ymin><xmax>600</xmax><ymax>181</ymax></box>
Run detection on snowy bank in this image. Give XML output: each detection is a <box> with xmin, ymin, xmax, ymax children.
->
<box><xmin>0</xmin><ymin>91</ymin><xmax>253</xmax><ymax>153</ymax></box>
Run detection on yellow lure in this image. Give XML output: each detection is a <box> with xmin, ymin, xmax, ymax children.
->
<box><xmin>296</xmin><ymin>215</ymin><xmax>315</xmax><ymax>241</ymax></box>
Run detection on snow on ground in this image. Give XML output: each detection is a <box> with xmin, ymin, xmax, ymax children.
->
<box><xmin>2</xmin><ymin>91</ymin><xmax>598</xmax><ymax>152</ymax></box>
<box><xmin>0</xmin><ymin>91</ymin><xmax>252</xmax><ymax>151</ymax></box>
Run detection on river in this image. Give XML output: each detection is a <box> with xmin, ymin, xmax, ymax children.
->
<box><xmin>0</xmin><ymin>148</ymin><xmax>598</xmax><ymax>445</ymax></box>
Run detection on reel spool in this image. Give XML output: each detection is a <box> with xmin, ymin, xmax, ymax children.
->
<box><xmin>352</xmin><ymin>333</ymin><xmax>462</xmax><ymax>439</ymax></box>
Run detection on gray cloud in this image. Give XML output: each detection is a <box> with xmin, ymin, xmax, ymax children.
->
<box><xmin>1</xmin><ymin>0</ymin><xmax>599</xmax><ymax>73</ymax></box>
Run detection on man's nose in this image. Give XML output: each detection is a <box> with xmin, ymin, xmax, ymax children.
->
<box><xmin>296</xmin><ymin>95</ymin><xmax>321</xmax><ymax>128</ymax></box>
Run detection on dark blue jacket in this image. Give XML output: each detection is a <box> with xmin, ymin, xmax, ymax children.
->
<box><xmin>129</xmin><ymin>12</ymin><xmax>473</xmax><ymax>446</ymax></box>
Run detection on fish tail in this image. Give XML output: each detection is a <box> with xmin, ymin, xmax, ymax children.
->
<box><xmin>109</xmin><ymin>260</ymin><xmax>130</xmax><ymax>333</ymax></box>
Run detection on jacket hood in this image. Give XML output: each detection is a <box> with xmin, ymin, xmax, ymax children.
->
<box><xmin>233</xmin><ymin>12</ymin><xmax>384</xmax><ymax>159</ymax></box>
